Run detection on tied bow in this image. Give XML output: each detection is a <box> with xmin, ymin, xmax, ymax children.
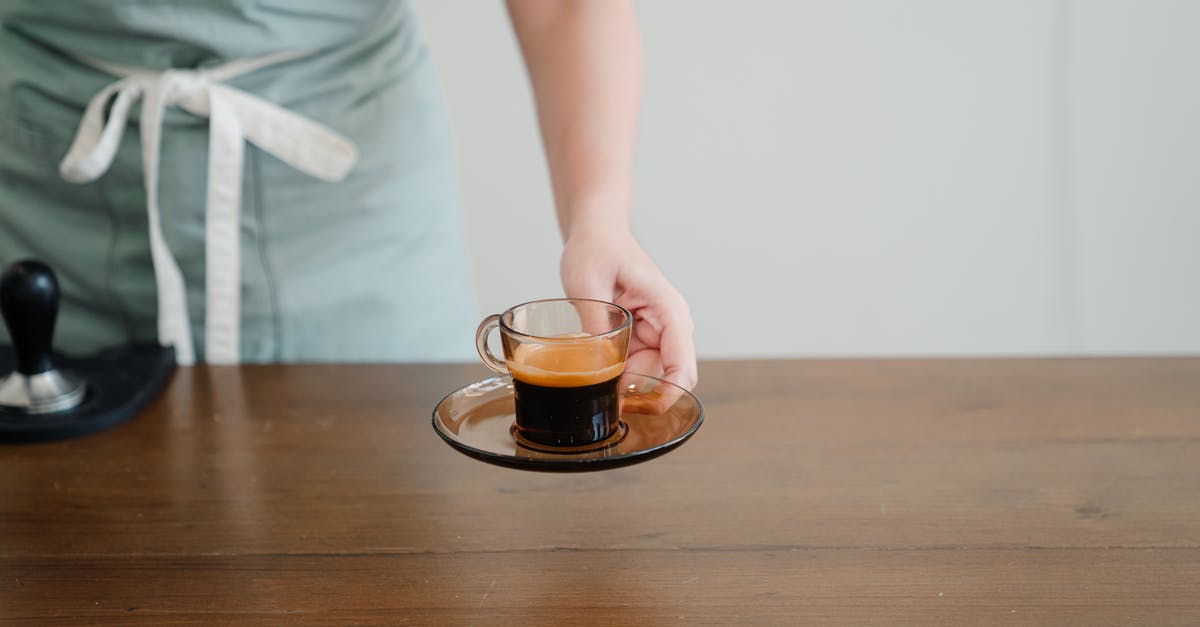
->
<box><xmin>60</xmin><ymin>51</ymin><xmax>358</xmax><ymax>365</ymax></box>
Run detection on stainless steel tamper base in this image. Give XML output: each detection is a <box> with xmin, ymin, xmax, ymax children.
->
<box><xmin>0</xmin><ymin>369</ymin><xmax>86</xmax><ymax>414</ymax></box>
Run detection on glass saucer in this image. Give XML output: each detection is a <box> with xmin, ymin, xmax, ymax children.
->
<box><xmin>432</xmin><ymin>372</ymin><xmax>703</xmax><ymax>472</ymax></box>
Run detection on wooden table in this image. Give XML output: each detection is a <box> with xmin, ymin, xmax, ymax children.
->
<box><xmin>2</xmin><ymin>359</ymin><xmax>1198</xmax><ymax>624</ymax></box>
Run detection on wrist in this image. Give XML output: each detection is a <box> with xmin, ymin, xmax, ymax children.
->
<box><xmin>561</xmin><ymin>195</ymin><xmax>631</xmax><ymax>239</ymax></box>
<box><xmin>564</xmin><ymin>220</ymin><xmax>634</xmax><ymax>248</ymax></box>
<box><xmin>564</xmin><ymin>212</ymin><xmax>631</xmax><ymax>241</ymax></box>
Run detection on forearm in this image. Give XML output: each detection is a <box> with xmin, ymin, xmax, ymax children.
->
<box><xmin>506</xmin><ymin>0</ymin><xmax>643</xmax><ymax>239</ymax></box>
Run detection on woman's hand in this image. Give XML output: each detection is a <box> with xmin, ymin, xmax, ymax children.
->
<box><xmin>561</xmin><ymin>223</ymin><xmax>697</xmax><ymax>390</ymax></box>
<box><xmin>506</xmin><ymin>1</ymin><xmax>694</xmax><ymax>387</ymax></box>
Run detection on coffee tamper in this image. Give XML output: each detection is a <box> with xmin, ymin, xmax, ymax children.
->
<box><xmin>0</xmin><ymin>260</ymin><xmax>87</xmax><ymax>414</ymax></box>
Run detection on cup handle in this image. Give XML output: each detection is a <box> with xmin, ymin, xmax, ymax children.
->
<box><xmin>475</xmin><ymin>314</ymin><xmax>508</xmax><ymax>374</ymax></box>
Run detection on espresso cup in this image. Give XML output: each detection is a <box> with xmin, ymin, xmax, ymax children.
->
<box><xmin>475</xmin><ymin>298</ymin><xmax>632</xmax><ymax>448</ymax></box>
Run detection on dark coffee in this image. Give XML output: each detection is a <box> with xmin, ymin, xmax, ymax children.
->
<box><xmin>513</xmin><ymin>375</ymin><xmax>621</xmax><ymax>446</ymax></box>
<box><xmin>506</xmin><ymin>341</ymin><xmax>625</xmax><ymax>447</ymax></box>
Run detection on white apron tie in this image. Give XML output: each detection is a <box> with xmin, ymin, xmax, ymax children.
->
<box><xmin>59</xmin><ymin>51</ymin><xmax>359</xmax><ymax>365</ymax></box>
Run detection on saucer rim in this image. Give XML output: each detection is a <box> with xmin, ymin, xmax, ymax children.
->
<box><xmin>431</xmin><ymin>372</ymin><xmax>704</xmax><ymax>473</ymax></box>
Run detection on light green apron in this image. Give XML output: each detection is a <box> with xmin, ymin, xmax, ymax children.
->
<box><xmin>0</xmin><ymin>0</ymin><xmax>477</xmax><ymax>363</ymax></box>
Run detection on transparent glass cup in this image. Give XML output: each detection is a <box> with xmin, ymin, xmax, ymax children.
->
<box><xmin>475</xmin><ymin>298</ymin><xmax>633</xmax><ymax>449</ymax></box>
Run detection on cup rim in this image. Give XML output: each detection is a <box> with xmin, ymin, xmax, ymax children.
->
<box><xmin>499</xmin><ymin>298</ymin><xmax>633</xmax><ymax>342</ymax></box>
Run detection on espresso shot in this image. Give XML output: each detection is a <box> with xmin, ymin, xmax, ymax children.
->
<box><xmin>512</xmin><ymin>375</ymin><xmax>621</xmax><ymax>446</ymax></box>
<box><xmin>507</xmin><ymin>341</ymin><xmax>625</xmax><ymax>447</ymax></box>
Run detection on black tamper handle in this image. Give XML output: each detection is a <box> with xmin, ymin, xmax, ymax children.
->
<box><xmin>0</xmin><ymin>260</ymin><xmax>61</xmax><ymax>375</ymax></box>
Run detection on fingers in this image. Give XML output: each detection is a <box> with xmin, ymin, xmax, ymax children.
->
<box><xmin>560</xmin><ymin>245</ymin><xmax>615</xmax><ymax>303</ymax></box>
<box><xmin>657</xmin><ymin>299</ymin><xmax>697</xmax><ymax>390</ymax></box>
<box><xmin>660</xmin><ymin>331</ymin><xmax>698</xmax><ymax>390</ymax></box>
<box><xmin>623</xmin><ymin>303</ymin><xmax>697</xmax><ymax>390</ymax></box>
<box><xmin>625</xmin><ymin>347</ymin><xmax>662</xmax><ymax>378</ymax></box>
<box><xmin>563</xmin><ymin>272</ymin><xmax>613</xmax><ymax>302</ymax></box>
<box><xmin>618</xmin><ymin>281</ymin><xmax>696</xmax><ymax>390</ymax></box>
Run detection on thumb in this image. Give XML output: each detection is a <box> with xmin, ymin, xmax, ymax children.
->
<box><xmin>561</xmin><ymin>256</ymin><xmax>615</xmax><ymax>303</ymax></box>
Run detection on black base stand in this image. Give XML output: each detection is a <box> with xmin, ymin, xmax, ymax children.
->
<box><xmin>0</xmin><ymin>344</ymin><xmax>175</xmax><ymax>443</ymax></box>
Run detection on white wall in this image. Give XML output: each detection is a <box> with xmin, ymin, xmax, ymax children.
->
<box><xmin>1067</xmin><ymin>1</ymin><xmax>1200</xmax><ymax>353</ymax></box>
<box><xmin>413</xmin><ymin>0</ymin><xmax>1200</xmax><ymax>358</ymax></box>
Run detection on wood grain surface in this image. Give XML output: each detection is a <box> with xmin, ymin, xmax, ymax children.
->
<box><xmin>2</xmin><ymin>359</ymin><xmax>1198</xmax><ymax>624</ymax></box>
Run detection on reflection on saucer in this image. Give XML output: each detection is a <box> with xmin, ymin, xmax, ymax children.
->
<box><xmin>432</xmin><ymin>373</ymin><xmax>703</xmax><ymax>472</ymax></box>
<box><xmin>621</xmin><ymin>376</ymin><xmax>687</xmax><ymax>416</ymax></box>
<box><xmin>509</xmin><ymin>420</ymin><xmax>629</xmax><ymax>454</ymax></box>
